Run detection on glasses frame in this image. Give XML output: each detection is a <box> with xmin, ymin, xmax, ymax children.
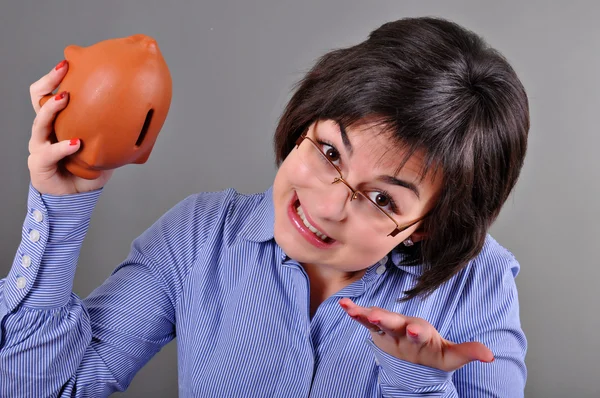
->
<box><xmin>295</xmin><ymin>133</ymin><xmax>427</xmax><ymax>237</ymax></box>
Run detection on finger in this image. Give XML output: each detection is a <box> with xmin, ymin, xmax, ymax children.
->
<box><xmin>404</xmin><ymin>321</ymin><xmax>433</xmax><ymax>345</ymax></box>
<box><xmin>30</xmin><ymin>60</ymin><xmax>69</xmax><ymax>113</ymax></box>
<box><xmin>444</xmin><ymin>342</ymin><xmax>495</xmax><ymax>370</ymax></box>
<box><xmin>338</xmin><ymin>298</ymin><xmax>356</xmax><ymax>310</ymax></box>
<box><xmin>365</xmin><ymin>307</ymin><xmax>407</xmax><ymax>335</ymax></box>
<box><xmin>30</xmin><ymin>138</ymin><xmax>80</xmax><ymax>173</ymax></box>
<box><xmin>349</xmin><ymin>310</ymin><xmax>379</xmax><ymax>332</ymax></box>
<box><xmin>339</xmin><ymin>299</ymin><xmax>380</xmax><ymax>332</ymax></box>
<box><xmin>30</xmin><ymin>91</ymin><xmax>69</xmax><ymax>149</ymax></box>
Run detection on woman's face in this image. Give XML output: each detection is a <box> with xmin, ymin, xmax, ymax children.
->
<box><xmin>273</xmin><ymin>119</ymin><xmax>442</xmax><ymax>273</ymax></box>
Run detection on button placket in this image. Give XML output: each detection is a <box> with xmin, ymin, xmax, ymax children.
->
<box><xmin>20</xmin><ymin>208</ymin><xmax>45</xmax><ymax>292</ymax></box>
<box><xmin>376</xmin><ymin>256</ymin><xmax>388</xmax><ymax>275</ymax></box>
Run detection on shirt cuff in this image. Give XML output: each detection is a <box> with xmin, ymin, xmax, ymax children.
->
<box><xmin>3</xmin><ymin>183</ymin><xmax>102</xmax><ymax>311</ymax></box>
<box><xmin>366</xmin><ymin>338</ymin><xmax>452</xmax><ymax>393</ymax></box>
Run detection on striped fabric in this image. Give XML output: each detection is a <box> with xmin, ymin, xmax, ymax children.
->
<box><xmin>0</xmin><ymin>184</ymin><xmax>527</xmax><ymax>397</ymax></box>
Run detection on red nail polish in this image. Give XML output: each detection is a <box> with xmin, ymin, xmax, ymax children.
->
<box><xmin>54</xmin><ymin>91</ymin><xmax>67</xmax><ymax>101</ymax></box>
<box><xmin>55</xmin><ymin>60</ymin><xmax>67</xmax><ymax>70</ymax></box>
<box><xmin>407</xmin><ymin>329</ymin><xmax>418</xmax><ymax>337</ymax></box>
<box><xmin>69</xmin><ymin>138</ymin><xmax>79</xmax><ymax>146</ymax></box>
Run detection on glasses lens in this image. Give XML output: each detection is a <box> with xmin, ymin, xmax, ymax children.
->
<box><xmin>351</xmin><ymin>191</ymin><xmax>398</xmax><ymax>233</ymax></box>
<box><xmin>297</xmin><ymin>136</ymin><xmax>341</xmax><ymax>184</ymax></box>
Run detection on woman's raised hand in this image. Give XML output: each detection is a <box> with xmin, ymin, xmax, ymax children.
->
<box><xmin>28</xmin><ymin>60</ymin><xmax>113</xmax><ymax>195</ymax></box>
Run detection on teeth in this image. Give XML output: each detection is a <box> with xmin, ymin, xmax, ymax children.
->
<box><xmin>296</xmin><ymin>204</ymin><xmax>329</xmax><ymax>241</ymax></box>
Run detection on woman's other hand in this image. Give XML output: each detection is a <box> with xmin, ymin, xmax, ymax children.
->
<box><xmin>339</xmin><ymin>298</ymin><xmax>494</xmax><ymax>372</ymax></box>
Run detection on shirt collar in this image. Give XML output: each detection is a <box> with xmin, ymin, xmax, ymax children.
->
<box><xmin>238</xmin><ymin>186</ymin><xmax>276</xmax><ymax>243</ymax></box>
<box><xmin>390</xmin><ymin>247</ymin><xmax>424</xmax><ymax>276</ymax></box>
<box><xmin>238</xmin><ymin>186</ymin><xmax>423</xmax><ymax>276</ymax></box>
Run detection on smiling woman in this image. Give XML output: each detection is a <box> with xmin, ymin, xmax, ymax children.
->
<box><xmin>1</xmin><ymin>16</ymin><xmax>528</xmax><ymax>398</ymax></box>
<box><xmin>273</xmin><ymin>19</ymin><xmax>528</xmax><ymax>300</ymax></box>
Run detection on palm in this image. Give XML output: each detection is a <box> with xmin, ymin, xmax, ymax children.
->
<box><xmin>371</xmin><ymin>325</ymin><xmax>487</xmax><ymax>371</ymax></box>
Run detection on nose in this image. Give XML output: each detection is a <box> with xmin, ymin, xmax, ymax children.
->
<box><xmin>311</xmin><ymin>181</ymin><xmax>351</xmax><ymax>222</ymax></box>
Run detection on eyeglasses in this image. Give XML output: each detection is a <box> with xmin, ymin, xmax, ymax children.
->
<box><xmin>295</xmin><ymin>133</ymin><xmax>426</xmax><ymax>237</ymax></box>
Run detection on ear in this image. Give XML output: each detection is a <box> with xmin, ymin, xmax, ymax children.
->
<box><xmin>409</xmin><ymin>222</ymin><xmax>429</xmax><ymax>243</ymax></box>
<box><xmin>410</xmin><ymin>231</ymin><xmax>428</xmax><ymax>243</ymax></box>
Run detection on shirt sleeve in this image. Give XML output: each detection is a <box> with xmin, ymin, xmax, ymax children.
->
<box><xmin>2</xmin><ymin>183</ymin><xmax>103</xmax><ymax>311</ymax></box>
<box><xmin>448</xmin><ymin>253</ymin><xmax>527</xmax><ymax>397</ymax></box>
<box><xmin>365</xmin><ymin>245</ymin><xmax>526</xmax><ymax>397</ymax></box>
<box><xmin>0</xmin><ymin>184</ymin><xmax>206</xmax><ymax>397</ymax></box>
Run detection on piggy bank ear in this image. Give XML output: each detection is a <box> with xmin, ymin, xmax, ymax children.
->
<box><xmin>64</xmin><ymin>45</ymin><xmax>83</xmax><ymax>60</ymax></box>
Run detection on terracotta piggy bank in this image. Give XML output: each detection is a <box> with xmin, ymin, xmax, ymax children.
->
<box><xmin>41</xmin><ymin>34</ymin><xmax>172</xmax><ymax>179</ymax></box>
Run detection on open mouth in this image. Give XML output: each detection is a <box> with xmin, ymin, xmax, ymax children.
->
<box><xmin>288</xmin><ymin>192</ymin><xmax>336</xmax><ymax>246</ymax></box>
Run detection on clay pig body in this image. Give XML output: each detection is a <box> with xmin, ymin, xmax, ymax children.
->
<box><xmin>41</xmin><ymin>34</ymin><xmax>172</xmax><ymax>179</ymax></box>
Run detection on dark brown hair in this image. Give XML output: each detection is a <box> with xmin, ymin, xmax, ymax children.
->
<box><xmin>273</xmin><ymin>17</ymin><xmax>529</xmax><ymax>299</ymax></box>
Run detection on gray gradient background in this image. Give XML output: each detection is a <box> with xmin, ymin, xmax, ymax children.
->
<box><xmin>1</xmin><ymin>1</ymin><xmax>598</xmax><ymax>397</ymax></box>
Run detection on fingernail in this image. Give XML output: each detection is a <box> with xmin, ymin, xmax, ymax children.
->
<box><xmin>55</xmin><ymin>91</ymin><xmax>67</xmax><ymax>101</ymax></box>
<box><xmin>407</xmin><ymin>329</ymin><xmax>418</xmax><ymax>338</ymax></box>
<box><xmin>368</xmin><ymin>318</ymin><xmax>380</xmax><ymax>325</ymax></box>
<box><xmin>69</xmin><ymin>138</ymin><xmax>79</xmax><ymax>146</ymax></box>
<box><xmin>55</xmin><ymin>60</ymin><xmax>67</xmax><ymax>71</ymax></box>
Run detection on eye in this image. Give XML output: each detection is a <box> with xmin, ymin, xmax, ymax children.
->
<box><xmin>366</xmin><ymin>190</ymin><xmax>400</xmax><ymax>215</ymax></box>
<box><xmin>318</xmin><ymin>141</ymin><xmax>341</xmax><ymax>166</ymax></box>
<box><xmin>373</xmin><ymin>193</ymin><xmax>389</xmax><ymax>207</ymax></box>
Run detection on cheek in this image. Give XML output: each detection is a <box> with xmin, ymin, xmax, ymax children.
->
<box><xmin>342</xmin><ymin>227</ymin><xmax>396</xmax><ymax>263</ymax></box>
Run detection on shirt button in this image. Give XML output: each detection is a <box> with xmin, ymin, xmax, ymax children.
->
<box><xmin>376</xmin><ymin>265</ymin><xmax>386</xmax><ymax>275</ymax></box>
<box><xmin>16</xmin><ymin>277</ymin><xmax>27</xmax><ymax>289</ymax></box>
<box><xmin>379</xmin><ymin>256</ymin><xmax>388</xmax><ymax>266</ymax></box>
<box><xmin>32</xmin><ymin>209</ymin><xmax>44</xmax><ymax>223</ymax></box>
<box><xmin>21</xmin><ymin>255</ymin><xmax>31</xmax><ymax>268</ymax></box>
<box><xmin>29</xmin><ymin>229</ymin><xmax>40</xmax><ymax>243</ymax></box>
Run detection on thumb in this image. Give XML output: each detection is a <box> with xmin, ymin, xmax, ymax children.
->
<box><xmin>443</xmin><ymin>341</ymin><xmax>494</xmax><ymax>371</ymax></box>
<box><xmin>42</xmin><ymin>138</ymin><xmax>80</xmax><ymax>170</ymax></box>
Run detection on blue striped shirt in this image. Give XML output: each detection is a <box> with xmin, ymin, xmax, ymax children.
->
<box><xmin>0</xmin><ymin>184</ymin><xmax>527</xmax><ymax>397</ymax></box>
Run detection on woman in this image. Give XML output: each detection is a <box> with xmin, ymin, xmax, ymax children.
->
<box><xmin>0</xmin><ymin>17</ymin><xmax>528</xmax><ymax>397</ymax></box>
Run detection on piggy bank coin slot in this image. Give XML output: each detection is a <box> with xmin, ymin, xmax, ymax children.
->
<box><xmin>135</xmin><ymin>108</ymin><xmax>154</xmax><ymax>148</ymax></box>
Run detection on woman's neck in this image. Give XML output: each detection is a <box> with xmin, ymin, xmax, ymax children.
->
<box><xmin>301</xmin><ymin>262</ymin><xmax>366</xmax><ymax>318</ymax></box>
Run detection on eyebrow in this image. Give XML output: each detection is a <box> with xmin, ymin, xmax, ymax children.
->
<box><xmin>337</xmin><ymin>121</ymin><xmax>421</xmax><ymax>200</ymax></box>
<box><xmin>338</xmin><ymin>122</ymin><xmax>353</xmax><ymax>156</ymax></box>
<box><xmin>378</xmin><ymin>175</ymin><xmax>421</xmax><ymax>200</ymax></box>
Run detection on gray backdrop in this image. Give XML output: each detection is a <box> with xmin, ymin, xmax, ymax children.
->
<box><xmin>1</xmin><ymin>1</ymin><xmax>598</xmax><ymax>397</ymax></box>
